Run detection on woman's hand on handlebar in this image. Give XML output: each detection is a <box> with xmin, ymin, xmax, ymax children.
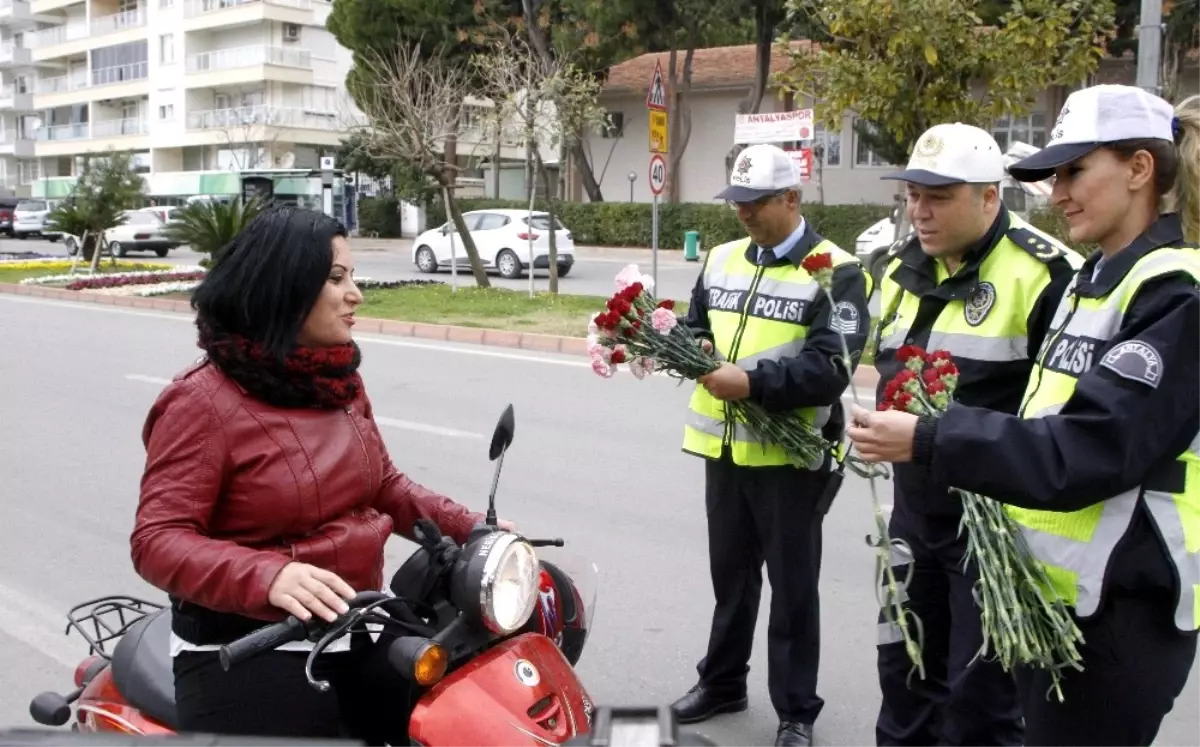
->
<box><xmin>267</xmin><ymin>562</ymin><xmax>355</xmax><ymax>623</ymax></box>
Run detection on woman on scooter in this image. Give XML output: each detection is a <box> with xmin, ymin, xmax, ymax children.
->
<box><xmin>130</xmin><ymin>205</ymin><xmax>515</xmax><ymax>743</ymax></box>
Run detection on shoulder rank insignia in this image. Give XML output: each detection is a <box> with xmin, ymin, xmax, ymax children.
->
<box><xmin>1007</xmin><ymin>226</ymin><xmax>1068</xmax><ymax>263</ymax></box>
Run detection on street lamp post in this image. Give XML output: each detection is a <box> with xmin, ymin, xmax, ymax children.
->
<box><xmin>627</xmin><ymin>171</ymin><xmax>636</xmax><ymax>203</ymax></box>
<box><xmin>1136</xmin><ymin>0</ymin><xmax>1164</xmax><ymax>95</ymax></box>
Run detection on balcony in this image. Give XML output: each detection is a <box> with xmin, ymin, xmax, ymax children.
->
<box><xmin>0</xmin><ymin>82</ymin><xmax>33</xmax><ymax>109</ymax></box>
<box><xmin>185</xmin><ymin>44</ymin><xmax>312</xmax><ymax>87</ymax></box>
<box><xmin>36</xmin><ymin>122</ymin><xmax>87</xmax><ymax>141</ymax></box>
<box><xmin>183</xmin><ymin>0</ymin><xmax>313</xmax><ymax>32</ymax></box>
<box><xmin>0</xmin><ymin>40</ymin><xmax>32</xmax><ymax>66</ymax></box>
<box><xmin>90</xmin><ymin>7</ymin><xmax>146</xmax><ymax>37</ymax></box>
<box><xmin>91</xmin><ymin>117</ymin><xmax>149</xmax><ymax>138</ymax></box>
<box><xmin>186</xmin><ymin>105</ymin><xmax>337</xmax><ymax>131</ymax></box>
<box><xmin>34</xmin><ymin>62</ymin><xmax>147</xmax><ymax>106</ymax></box>
<box><xmin>0</xmin><ymin>132</ymin><xmax>35</xmax><ymax>157</ymax></box>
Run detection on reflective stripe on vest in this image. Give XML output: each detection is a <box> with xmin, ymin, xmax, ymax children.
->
<box><xmin>1011</xmin><ymin>247</ymin><xmax>1200</xmax><ymax>631</ymax></box>
<box><xmin>875</xmin><ymin>217</ymin><xmax>1082</xmax><ymax>367</ymax></box>
<box><xmin>681</xmin><ymin>236</ymin><xmax>861</xmax><ymax>467</ymax></box>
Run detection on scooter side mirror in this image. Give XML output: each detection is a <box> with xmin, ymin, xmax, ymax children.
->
<box><xmin>29</xmin><ymin>692</ymin><xmax>72</xmax><ymax>727</ymax></box>
<box><xmin>488</xmin><ymin>404</ymin><xmax>515</xmax><ymax>461</ymax></box>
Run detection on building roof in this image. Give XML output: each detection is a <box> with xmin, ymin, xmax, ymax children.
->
<box><xmin>602</xmin><ymin>41</ymin><xmax>813</xmax><ymax>95</ymax></box>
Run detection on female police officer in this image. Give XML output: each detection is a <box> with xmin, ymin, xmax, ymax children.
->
<box><xmin>846</xmin><ymin>84</ymin><xmax>1199</xmax><ymax>747</ymax></box>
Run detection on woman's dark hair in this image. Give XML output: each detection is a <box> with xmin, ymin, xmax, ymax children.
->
<box><xmin>192</xmin><ymin>205</ymin><xmax>347</xmax><ymax>358</ymax></box>
<box><xmin>1104</xmin><ymin>95</ymin><xmax>1200</xmax><ymax>243</ymax></box>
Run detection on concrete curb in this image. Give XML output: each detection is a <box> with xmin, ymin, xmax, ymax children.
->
<box><xmin>0</xmin><ymin>281</ymin><xmax>881</xmax><ymax>390</ymax></box>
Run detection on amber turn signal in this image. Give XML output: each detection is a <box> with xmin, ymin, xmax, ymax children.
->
<box><xmin>388</xmin><ymin>636</ymin><xmax>448</xmax><ymax>686</ymax></box>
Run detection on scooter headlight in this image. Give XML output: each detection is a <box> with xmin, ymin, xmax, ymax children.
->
<box><xmin>454</xmin><ymin>531</ymin><xmax>540</xmax><ymax>634</ymax></box>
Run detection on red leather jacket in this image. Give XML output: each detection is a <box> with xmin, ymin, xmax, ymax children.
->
<box><xmin>130</xmin><ymin>361</ymin><xmax>481</xmax><ymax>621</ymax></box>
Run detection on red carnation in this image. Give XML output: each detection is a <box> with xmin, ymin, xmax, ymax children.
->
<box><xmin>926</xmin><ymin>379</ymin><xmax>947</xmax><ymax>396</ymax></box>
<box><xmin>896</xmin><ymin>345</ymin><xmax>927</xmax><ymax>364</ymax></box>
<box><xmin>801</xmin><ymin>252</ymin><xmax>833</xmax><ymax>273</ymax></box>
<box><xmin>877</xmin><ymin>400</ymin><xmax>892</xmax><ymax>411</ymax></box>
<box><xmin>922</xmin><ymin>367</ymin><xmax>942</xmax><ymax>386</ymax></box>
<box><xmin>657</xmin><ymin>299</ymin><xmax>676</xmax><ymax>310</ymax></box>
<box><xmin>928</xmin><ymin>349</ymin><xmax>954</xmax><ymax>367</ymax></box>
<box><xmin>610</xmin><ymin>348</ymin><xmax>627</xmax><ymax>364</ymax></box>
<box><xmin>894</xmin><ymin>392</ymin><xmax>916</xmax><ymax>412</ymax></box>
<box><xmin>623</xmin><ymin>282</ymin><xmax>644</xmax><ymax>301</ymax></box>
<box><xmin>938</xmin><ymin>361</ymin><xmax>960</xmax><ymax>379</ymax></box>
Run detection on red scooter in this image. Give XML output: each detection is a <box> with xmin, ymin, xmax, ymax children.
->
<box><xmin>29</xmin><ymin>404</ymin><xmax>600</xmax><ymax>745</ymax></box>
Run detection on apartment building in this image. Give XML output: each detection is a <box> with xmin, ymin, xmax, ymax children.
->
<box><xmin>0</xmin><ymin>0</ymin><xmax>355</xmax><ymax>199</ymax></box>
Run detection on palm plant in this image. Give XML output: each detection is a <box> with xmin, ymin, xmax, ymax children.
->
<box><xmin>163</xmin><ymin>198</ymin><xmax>266</xmax><ymax>266</ymax></box>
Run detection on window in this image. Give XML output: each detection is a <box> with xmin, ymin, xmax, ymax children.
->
<box><xmin>524</xmin><ymin>214</ymin><xmax>565</xmax><ymax>230</ymax></box>
<box><xmin>991</xmin><ymin>113</ymin><xmax>1047</xmax><ymax>151</ymax></box>
<box><xmin>853</xmin><ymin>119</ymin><xmax>894</xmax><ymax>168</ymax></box>
<box><xmin>600</xmin><ymin>112</ymin><xmax>624</xmax><ymax>138</ymax></box>
<box><xmin>92</xmin><ymin>41</ymin><xmax>149</xmax><ymax>85</ymax></box>
<box><xmin>160</xmin><ymin>34</ymin><xmax>175</xmax><ymax>65</ymax></box>
<box><xmin>159</xmin><ymin>104</ymin><xmax>174</xmax><ymax>119</ymax></box>
<box><xmin>475</xmin><ymin>213</ymin><xmax>510</xmax><ymax>231</ymax></box>
<box><xmin>812</xmin><ymin>125</ymin><xmax>841</xmax><ymax>168</ymax></box>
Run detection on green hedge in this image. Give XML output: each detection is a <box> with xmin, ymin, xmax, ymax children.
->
<box><xmin>426</xmin><ymin>198</ymin><xmax>892</xmax><ymax>252</ymax></box>
<box><xmin>357</xmin><ymin>196</ymin><xmax>402</xmax><ymax>238</ymax></box>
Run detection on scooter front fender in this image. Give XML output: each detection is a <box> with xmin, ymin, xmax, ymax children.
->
<box><xmin>409</xmin><ymin>633</ymin><xmax>594</xmax><ymax>746</ymax></box>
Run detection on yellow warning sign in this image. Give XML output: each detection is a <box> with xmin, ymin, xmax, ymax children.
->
<box><xmin>649</xmin><ymin>109</ymin><xmax>669</xmax><ymax>154</ymax></box>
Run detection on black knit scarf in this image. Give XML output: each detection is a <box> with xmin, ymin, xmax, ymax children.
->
<box><xmin>196</xmin><ymin>319</ymin><xmax>363</xmax><ymax>409</ymax></box>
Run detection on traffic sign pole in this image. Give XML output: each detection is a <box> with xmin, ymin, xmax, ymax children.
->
<box><xmin>648</xmin><ymin>153</ymin><xmax>667</xmax><ymax>291</ymax></box>
<box><xmin>646</xmin><ymin>60</ymin><xmax>668</xmax><ymax>292</ymax></box>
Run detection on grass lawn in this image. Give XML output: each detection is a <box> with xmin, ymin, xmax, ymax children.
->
<box><xmin>359</xmin><ymin>284</ymin><xmax>689</xmax><ymax>338</ymax></box>
<box><xmin>0</xmin><ymin>261</ymin><xmax>170</xmax><ymax>285</ymax></box>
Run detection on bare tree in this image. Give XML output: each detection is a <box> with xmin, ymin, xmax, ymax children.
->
<box><xmin>472</xmin><ymin>30</ymin><xmax>607</xmax><ymax>294</ymax></box>
<box><xmin>345</xmin><ymin>43</ymin><xmax>491</xmax><ymax>288</ymax></box>
<box><xmin>204</xmin><ymin>106</ymin><xmax>286</xmax><ymax>170</ymax></box>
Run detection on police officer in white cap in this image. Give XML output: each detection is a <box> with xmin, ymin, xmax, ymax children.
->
<box><xmin>670</xmin><ymin>143</ymin><xmax>871</xmax><ymax>746</ymax></box>
<box><xmin>867</xmin><ymin>122</ymin><xmax>1081</xmax><ymax>746</ymax></box>
<box><xmin>849</xmin><ymin>85</ymin><xmax>1200</xmax><ymax>746</ymax></box>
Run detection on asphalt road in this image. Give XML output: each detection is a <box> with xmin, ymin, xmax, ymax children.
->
<box><xmin>0</xmin><ymin>294</ymin><xmax>1195</xmax><ymax>745</ymax></box>
<box><xmin>0</xmin><ymin>236</ymin><xmax>704</xmax><ymax>304</ymax></box>
<box><xmin>2</xmin><ymin>236</ymin><xmax>884</xmax><ymax>317</ymax></box>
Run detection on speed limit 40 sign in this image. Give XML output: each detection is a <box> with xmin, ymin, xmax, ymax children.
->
<box><xmin>648</xmin><ymin>154</ymin><xmax>667</xmax><ymax>196</ymax></box>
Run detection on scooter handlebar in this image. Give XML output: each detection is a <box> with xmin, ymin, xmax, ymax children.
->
<box><xmin>219</xmin><ymin>617</ymin><xmax>308</xmax><ymax>671</ymax></box>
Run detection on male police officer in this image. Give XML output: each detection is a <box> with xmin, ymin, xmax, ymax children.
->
<box><xmin>871</xmin><ymin>123</ymin><xmax>1081</xmax><ymax>746</ymax></box>
<box><xmin>669</xmin><ymin>143</ymin><xmax>871</xmax><ymax>747</ymax></box>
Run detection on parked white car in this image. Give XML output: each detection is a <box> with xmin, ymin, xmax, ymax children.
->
<box><xmin>412</xmin><ymin>209</ymin><xmax>575</xmax><ymax>279</ymax></box>
<box><xmin>12</xmin><ymin>199</ymin><xmax>57</xmax><ymax>240</ymax></box>
<box><xmin>62</xmin><ymin>210</ymin><xmax>180</xmax><ymax>258</ymax></box>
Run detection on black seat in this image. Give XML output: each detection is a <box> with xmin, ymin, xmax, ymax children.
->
<box><xmin>110</xmin><ymin>609</ymin><xmax>177</xmax><ymax>729</ymax></box>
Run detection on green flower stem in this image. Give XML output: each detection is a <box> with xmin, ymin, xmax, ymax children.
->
<box><xmin>821</xmin><ymin>288</ymin><xmax>926</xmax><ymax>679</ymax></box>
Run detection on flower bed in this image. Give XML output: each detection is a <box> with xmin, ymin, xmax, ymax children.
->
<box><xmin>20</xmin><ymin>265</ymin><xmax>203</xmax><ymax>286</ymax></box>
<box><xmin>64</xmin><ymin>270</ymin><xmax>207</xmax><ymax>291</ymax></box>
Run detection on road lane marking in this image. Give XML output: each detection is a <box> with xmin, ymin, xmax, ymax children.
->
<box><xmin>125</xmin><ymin>374</ymin><xmax>171</xmax><ymax>385</ymax></box>
<box><xmin>124</xmin><ymin>374</ymin><xmax>483</xmax><ymax>439</ymax></box>
<box><xmin>10</xmin><ymin>298</ymin><xmax>876</xmax><ymax>404</ymax></box>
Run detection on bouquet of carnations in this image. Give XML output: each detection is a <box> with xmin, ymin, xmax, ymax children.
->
<box><xmin>880</xmin><ymin>346</ymin><xmax>1085</xmax><ymax>700</ymax></box>
<box><xmin>587</xmin><ymin>264</ymin><xmax>831</xmax><ymax>468</ymax></box>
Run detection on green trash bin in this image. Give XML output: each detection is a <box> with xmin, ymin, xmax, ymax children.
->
<box><xmin>684</xmin><ymin>230</ymin><xmax>701</xmax><ymax>261</ymax></box>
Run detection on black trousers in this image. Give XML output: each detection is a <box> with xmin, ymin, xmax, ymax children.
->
<box><xmin>1015</xmin><ymin>591</ymin><xmax>1197</xmax><ymax>746</ymax></box>
<box><xmin>876</xmin><ymin>509</ymin><xmax>1023</xmax><ymax>746</ymax></box>
<box><xmin>173</xmin><ymin>633</ymin><xmax>414</xmax><ymax>745</ymax></box>
<box><xmin>695</xmin><ymin>455</ymin><xmax>827</xmax><ymax>724</ymax></box>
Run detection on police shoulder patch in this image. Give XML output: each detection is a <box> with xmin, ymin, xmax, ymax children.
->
<box><xmin>1007</xmin><ymin>226</ymin><xmax>1068</xmax><ymax>263</ymax></box>
<box><xmin>831</xmin><ymin>300</ymin><xmax>861</xmax><ymax>334</ymax></box>
<box><xmin>1100</xmin><ymin>340</ymin><xmax>1163</xmax><ymax>388</ymax></box>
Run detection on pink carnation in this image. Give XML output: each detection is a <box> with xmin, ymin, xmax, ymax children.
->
<box><xmin>590</xmin><ymin>354</ymin><xmax>614</xmax><ymax>378</ymax></box>
<box><xmin>650</xmin><ymin>307</ymin><xmax>677</xmax><ymax>334</ymax></box>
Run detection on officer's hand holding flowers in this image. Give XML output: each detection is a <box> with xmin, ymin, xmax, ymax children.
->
<box><xmin>847</xmin><ymin>406</ymin><xmax>918</xmax><ymax>463</ymax></box>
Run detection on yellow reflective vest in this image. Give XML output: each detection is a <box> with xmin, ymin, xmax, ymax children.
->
<box><xmin>1012</xmin><ymin>247</ymin><xmax>1200</xmax><ymax>632</ymax></box>
<box><xmin>681</xmin><ymin>235</ymin><xmax>862</xmax><ymax>468</ymax></box>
